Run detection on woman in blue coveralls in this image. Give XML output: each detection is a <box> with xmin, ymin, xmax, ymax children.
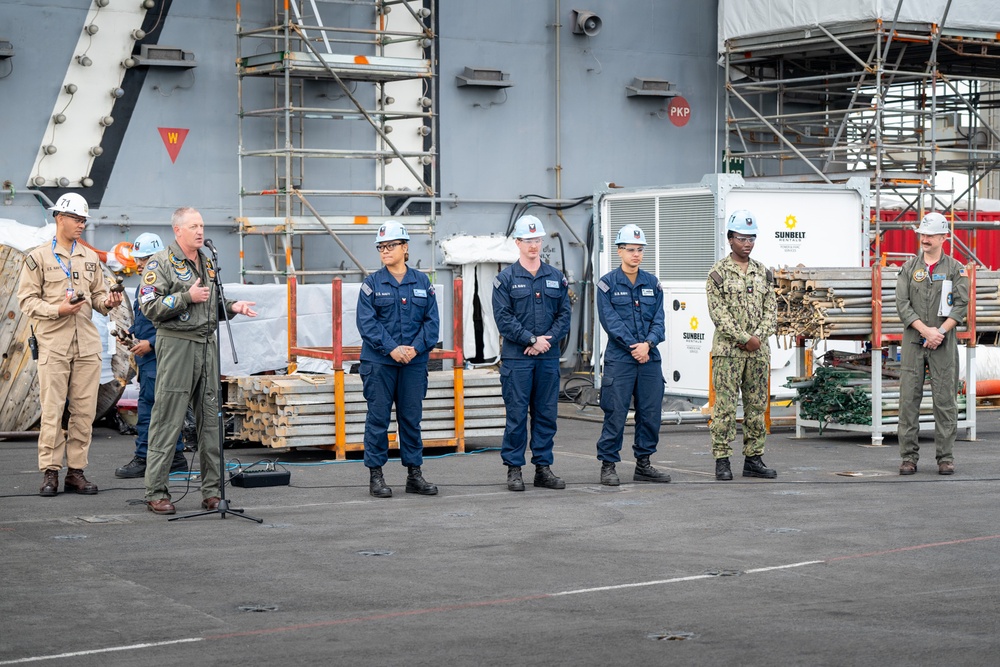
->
<box><xmin>356</xmin><ymin>222</ymin><xmax>440</xmax><ymax>498</ymax></box>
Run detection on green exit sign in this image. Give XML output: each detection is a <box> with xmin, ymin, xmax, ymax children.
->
<box><xmin>723</xmin><ymin>153</ymin><xmax>745</xmax><ymax>175</ymax></box>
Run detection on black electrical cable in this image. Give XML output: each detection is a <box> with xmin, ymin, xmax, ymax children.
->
<box><xmin>574</xmin><ymin>213</ymin><xmax>596</xmax><ymax>373</ymax></box>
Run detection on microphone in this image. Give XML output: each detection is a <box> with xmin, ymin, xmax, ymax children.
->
<box><xmin>204</xmin><ymin>238</ymin><xmax>218</xmax><ymax>256</ymax></box>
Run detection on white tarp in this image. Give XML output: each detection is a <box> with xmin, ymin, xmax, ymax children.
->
<box><xmin>719</xmin><ymin>0</ymin><xmax>1000</xmax><ymax>51</ymax></box>
<box><xmin>0</xmin><ymin>218</ymin><xmax>57</xmax><ymax>253</ymax></box>
<box><xmin>439</xmin><ymin>235</ymin><xmax>519</xmax><ymax>361</ymax></box>
<box><xmin>220</xmin><ymin>282</ymin><xmax>444</xmax><ymax>376</ymax></box>
<box><xmin>439</xmin><ymin>235</ymin><xmax>518</xmax><ymax>265</ymax></box>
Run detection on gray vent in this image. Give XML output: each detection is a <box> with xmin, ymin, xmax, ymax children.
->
<box><xmin>606</xmin><ymin>197</ymin><xmax>656</xmax><ymax>273</ymax></box>
<box><xmin>656</xmin><ymin>193</ymin><xmax>715</xmax><ymax>279</ymax></box>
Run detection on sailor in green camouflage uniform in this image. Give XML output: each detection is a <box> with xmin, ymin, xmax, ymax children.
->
<box><xmin>139</xmin><ymin>207</ymin><xmax>258</xmax><ymax>515</ymax></box>
<box><xmin>895</xmin><ymin>212</ymin><xmax>968</xmax><ymax>476</ymax></box>
<box><xmin>706</xmin><ymin>209</ymin><xmax>778</xmax><ymax>481</ymax></box>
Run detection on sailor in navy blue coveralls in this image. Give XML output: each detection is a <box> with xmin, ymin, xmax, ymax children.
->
<box><xmin>594</xmin><ymin>224</ymin><xmax>670</xmax><ymax>486</ymax></box>
<box><xmin>114</xmin><ymin>233</ymin><xmax>184</xmax><ymax>479</ymax></box>
<box><xmin>491</xmin><ymin>215</ymin><xmax>572</xmax><ymax>491</ymax></box>
<box><xmin>357</xmin><ymin>222</ymin><xmax>440</xmax><ymax>498</ymax></box>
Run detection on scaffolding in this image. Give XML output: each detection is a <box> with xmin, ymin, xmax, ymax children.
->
<box><xmin>236</xmin><ymin>0</ymin><xmax>437</xmax><ymax>283</ymax></box>
<box><xmin>721</xmin><ymin>2</ymin><xmax>1000</xmax><ymax>241</ymax></box>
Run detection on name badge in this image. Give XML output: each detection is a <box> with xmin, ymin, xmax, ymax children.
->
<box><xmin>641</xmin><ymin>288</ymin><xmax>654</xmax><ymax>297</ymax></box>
<box><xmin>545</xmin><ymin>279</ymin><xmax>559</xmax><ymax>289</ymax></box>
<box><xmin>412</xmin><ymin>288</ymin><xmax>427</xmax><ymax>297</ymax></box>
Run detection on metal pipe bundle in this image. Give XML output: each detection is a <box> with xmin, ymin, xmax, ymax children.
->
<box><xmin>775</xmin><ymin>267</ymin><xmax>1000</xmax><ymax>339</ymax></box>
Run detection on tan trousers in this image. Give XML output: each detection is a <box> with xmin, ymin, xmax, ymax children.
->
<box><xmin>37</xmin><ymin>336</ymin><xmax>101</xmax><ymax>471</ymax></box>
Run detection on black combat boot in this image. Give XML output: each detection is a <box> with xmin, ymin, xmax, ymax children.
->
<box><xmin>600</xmin><ymin>461</ymin><xmax>620</xmax><ymax>486</ymax></box>
<box><xmin>115</xmin><ymin>455</ymin><xmax>146</xmax><ymax>479</ymax></box>
<box><xmin>39</xmin><ymin>469</ymin><xmax>59</xmax><ymax>497</ymax></box>
<box><xmin>405</xmin><ymin>466</ymin><xmax>438</xmax><ymax>495</ymax></box>
<box><xmin>743</xmin><ymin>455</ymin><xmax>777</xmax><ymax>479</ymax></box>
<box><xmin>715</xmin><ymin>457</ymin><xmax>733</xmax><ymax>481</ymax></box>
<box><xmin>533</xmin><ymin>465</ymin><xmax>566</xmax><ymax>489</ymax></box>
<box><xmin>64</xmin><ymin>468</ymin><xmax>98</xmax><ymax>495</ymax></box>
<box><xmin>170</xmin><ymin>451</ymin><xmax>189</xmax><ymax>473</ymax></box>
<box><xmin>634</xmin><ymin>456</ymin><xmax>671</xmax><ymax>483</ymax></box>
<box><xmin>369</xmin><ymin>467</ymin><xmax>392</xmax><ymax>498</ymax></box>
<box><xmin>507</xmin><ymin>465</ymin><xmax>525</xmax><ymax>492</ymax></box>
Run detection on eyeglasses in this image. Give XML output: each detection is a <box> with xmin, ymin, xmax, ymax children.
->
<box><xmin>376</xmin><ymin>241</ymin><xmax>405</xmax><ymax>253</ymax></box>
<box><xmin>618</xmin><ymin>246</ymin><xmax>645</xmax><ymax>254</ymax></box>
<box><xmin>732</xmin><ymin>235</ymin><xmax>756</xmax><ymax>244</ymax></box>
<box><xmin>517</xmin><ymin>238</ymin><xmax>543</xmax><ymax>245</ymax></box>
<box><xmin>60</xmin><ymin>213</ymin><xmax>87</xmax><ymax>224</ymax></box>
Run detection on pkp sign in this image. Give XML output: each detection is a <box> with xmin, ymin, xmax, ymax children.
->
<box><xmin>667</xmin><ymin>96</ymin><xmax>691</xmax><ymax>127</ymax></box>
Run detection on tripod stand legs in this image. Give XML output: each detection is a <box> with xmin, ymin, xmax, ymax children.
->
<box><xmin>170</xmin><ymin>497</ymin><xmax>262</xmax><ymax>522</ymax></box>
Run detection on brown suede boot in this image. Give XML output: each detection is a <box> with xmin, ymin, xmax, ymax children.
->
<box><xmin>64</xmin><ymin>468</ymin><xmax>98</xmax><ymax>495</ymax></box>
<box><xmin>39</xmin><ymin>470</ymin><xmax>59</xmax><ymax>497</ymax></box>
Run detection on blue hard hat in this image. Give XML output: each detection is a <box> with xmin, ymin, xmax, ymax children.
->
<box><xmin>726</xmin><ymin>209</ymin><xmax>759</xmax><ymax>234</ymax></box>
<box><xmin>132</xmin><ymin>232</ymin><xmax>164</xmax><ymax>258</ymax></box>
<box><xmin>615</xmin><ymin>224</ymin><xmax>647</xmax><ymax>245</ymax></box>
<box><xmin>375</xmin><ymin>221</ymin><xmax>410</xmax><ymax>244</ymax></box>
<box><xmin>512</xmin><ymin>215</ymin><xmax>546</xmax><ymax>239</ymax></box>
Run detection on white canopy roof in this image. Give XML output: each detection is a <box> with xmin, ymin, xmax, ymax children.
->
<box><xmin>719</xmin><ymin>0</ymin><xmax>1000</xmax><ymax>52</ymax></box>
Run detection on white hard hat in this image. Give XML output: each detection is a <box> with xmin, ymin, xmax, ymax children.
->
<box><xmin>374</xmin><ymin>221</ymin><xmax>410</xmax><ymax>244</ymax></box>
<box><xmin>132</xmin><ymin>232</ymin><xmax>165</xmax><ymax>258</ymax></box>
<box><xmin>917</xmin><ymin>212</ymin><xmax>949</xmax><ymax>235</ymax></box>
<box><xmin>49</xmin><ymin>192</ymin><xmax>90</xmax><ymax>219</ymax></box>
<box><xmin>513</xmin><ymin>215</ymin><xmax>545</xmax><ymax>239</ymax></box>
<box><xmin>726</xmin><ymin>209</ymin><xmax>758</xmax><ymax>234</ymax></box>
<box><xmin>615</xmin><ymin>224</ymin><xmax>647</xmax><ymax>246</ymax></box>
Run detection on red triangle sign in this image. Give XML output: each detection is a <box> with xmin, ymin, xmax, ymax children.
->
<box><xmin>158</xmin><ymin>127</ymin><xmax>190</xmax><ymax>163</ymax></box>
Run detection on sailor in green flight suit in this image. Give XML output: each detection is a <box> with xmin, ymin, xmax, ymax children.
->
<box><xmin>895</xmin><ymin>212</ymin><xmax>968</xmax><ymax>476</ymax></box>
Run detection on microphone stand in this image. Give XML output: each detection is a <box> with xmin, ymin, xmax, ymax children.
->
<box><xmin>171</xmin><ymin>241</ymin><xmax>262</xmax><ymax>523</ymax></box>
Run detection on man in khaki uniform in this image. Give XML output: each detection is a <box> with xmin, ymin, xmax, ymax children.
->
<box><xmin>17</xmin><ymin>193</ymin><xmax>123</xmax><ymax>496</ymax></box>
<box><xmin>706</xmin><ymin>209</ymin><xmax>778</xmax><ymax>481</ymax></box>
<box><xmin>140</xmin><ymin>207</ymin><xmax>257</xmax><ymax>515</ymax></box>
<box><xmin>895</xmin><ymin>212</ymin><xmax>969</xmax><ymax>476</ymax></box>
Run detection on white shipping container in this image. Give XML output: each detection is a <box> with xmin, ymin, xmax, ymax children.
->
<box><xmin>593</xmin><ymin>173</ymin><xmax>869</xmax><ymax>398</ymax></box>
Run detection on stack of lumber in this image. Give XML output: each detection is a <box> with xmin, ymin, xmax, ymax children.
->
<box><xmin>774</xmin><ymin>267</ymin><xmax>1000</xmax><ymax>339</ymax></box>
<box><xmin>226</xmin><ymin>368</ymin><xmax>505</xmax><ymax>450</ymax></box>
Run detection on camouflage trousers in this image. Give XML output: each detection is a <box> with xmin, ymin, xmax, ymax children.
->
<box><xmin>710</xmin><ymin>355</ymin><xmax>769</xmax><ymax>459</ymax></box>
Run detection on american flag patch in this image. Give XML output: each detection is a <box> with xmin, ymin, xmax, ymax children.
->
<box><xmin>361</xmin><ymin>283</ymin><xmax>373</xmax><ymax>296</ymax></box>
<box><xmin>493</xmin><ymin>277</ymin><xmax>501</xmax><ymax>289</ymax></box>
<box><xmin>598</xmin><ymin>280</ymin><xmax>609</xmax><ymax>293</ymax></box>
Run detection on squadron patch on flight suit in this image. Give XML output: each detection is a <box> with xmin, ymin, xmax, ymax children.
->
<box><xmin>179</xmin><ymin>312</ymin><xmax>191</xmax><ymax>322</ymax></box>
<box><xmin>146</xmin><ymin>260</ymin><xmax>159</xmax><ymax>271</ymax></box>
<box><xmin>143</xmin><ymin>271</ymin><xmax>157</xmax><ymax>285</ymax></box>
<box><xmin>913</xmin><ymin>269</ymin><xmax>927</xmax><ymax>282</ymax></box>
<box><xmin>163</xmin><ymin>295</ymin><xmax>177</xmax><ymax>308</ymax></box>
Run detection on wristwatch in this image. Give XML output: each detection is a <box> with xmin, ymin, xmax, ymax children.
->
<box><xmin>937</xmin><ymin>327</ymin><xmax>947</xmax><ymax>335</ymax></box>
<box><xmin>529</xmin><ymin>336</ymin><xmax>537</xmax><ymax>345</ymax></box>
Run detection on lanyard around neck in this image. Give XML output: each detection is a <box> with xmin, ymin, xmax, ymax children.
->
<box><xmin>51</xmin><ymin>238</ymin><xmax>77</xmax><ymax>280</ymax></box>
